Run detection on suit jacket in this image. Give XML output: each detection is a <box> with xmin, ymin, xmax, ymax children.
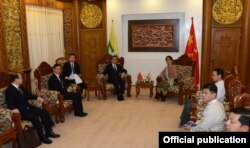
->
<box><xmin>48</xmin><ymin>73</ymin><xmax>69</xmax><ymax>95</ymax></box>
<box><xmin>103</xmin><ymin>63</ymin><xmax>127</xmax><ymax>83</ymax></box>
<box><xmin>63</xmin><ymin>61</ymin><xmax>81</xmax><ymax>77</ymax></box>
<box><xmin>5</xmin><ymin>84</ymin><xmax>37</xmax><ymax>111</ymax></box>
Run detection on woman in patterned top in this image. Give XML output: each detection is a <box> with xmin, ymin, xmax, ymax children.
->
<box><xmin>155</xmin><ymin>56</ymin><xmax>177</xmax><ymax>101</ymax></box>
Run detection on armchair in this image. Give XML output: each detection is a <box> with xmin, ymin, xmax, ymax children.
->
<box><xmin>34</xmin><ymin>62</ymin><xmax>73</xmax><ymax>123</ymax></box>
<box><xmin>156</xmin><ymin>55</ymin><xmax>195</xmax><ymax>105</ymax></box>
<box><xmin>96</xmin><ymin>54</ymin><xmax>132</xmax><ymax>99</ymax></box>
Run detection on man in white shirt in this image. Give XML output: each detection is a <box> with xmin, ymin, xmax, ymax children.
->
<box><xmin>187</xmin><ymin>83</ymin><xmax>226</xmax><ymax>131</ymax></box>
<box><xmin>179</xmin><ymin>68</ymin><xmax>225</xmax><ymax>126</ymax></box>
<box><xmin>212</xmin><ymin>68</ymin><xmax>225</xmax><ymax>102</ymax></box>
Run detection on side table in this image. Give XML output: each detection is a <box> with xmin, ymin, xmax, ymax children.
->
<box><xmin>135</xmin><ymin>81</ymin><xmax>154</xmax><ymax>98</ymax></box>
<box><xmin>84</xmin><ymin>82</ymin><xmax>100</xmax><ymax>101</ymax></box>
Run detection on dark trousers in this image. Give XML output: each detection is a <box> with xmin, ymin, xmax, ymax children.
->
<box><xmin>64</xmin><ymin>92</ymin><xmax>83</xmax><ymax>115</ymax></box>
<box><xmin>20</xmin><ymin>107</ymin><xmax>54</xmax><ymax>140</ymax></box>
<box><xmin>179</xmin><ymin>99</ymin><xmax>196</xmax><ymax>126</ymax></box>
<box><xmin>108</xmin><ymin>78</ymin><xmax>125</xmax><ymax>96</ymax></box>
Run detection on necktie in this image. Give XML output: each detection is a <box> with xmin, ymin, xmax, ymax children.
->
<box><xmin>18</xmin><ymin>87</ymin><xmax>23</xmax><ymax>95</ymax></box>
<box><xmin>71</xmin><ymin>63</ymin><xmax>75</xmax><ymax>74</ymax></box>
<box><xmin>113</xmin><ymin>64</ymin><xmax>117</xmax><ymax>71</ymax></box>
<box><xmin>58</xmin><ymin>77</ymin><xmax>64</xmax><ymax>88</ymax></box>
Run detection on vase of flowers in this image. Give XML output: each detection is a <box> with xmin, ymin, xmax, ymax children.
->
<box><xmin>137</xmin><ymin>72</ymin><xmax>152</xmax><ymax>83</ymax></box>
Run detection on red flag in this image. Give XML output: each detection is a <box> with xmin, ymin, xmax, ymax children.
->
<box><xmin>137</xmin><ymin>72</ymin><xmax>143</xmax><ymax>81</ymax></box>
<box><xmin>185</xmin><ymin>17</ymin><xmax>199</xmax><ymax>87</ymax></box>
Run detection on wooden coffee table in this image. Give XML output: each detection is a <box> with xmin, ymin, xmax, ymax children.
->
<box><xmin>136</xmin><ymin>81</ymin><xmax>154</xmax><ymax>98</ymax></box>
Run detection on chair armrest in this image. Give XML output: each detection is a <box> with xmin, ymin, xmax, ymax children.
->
<box><xmin>156</xmin><ymin>76</ymin><xmax>162</xmax><ymax>83</ymax></box>
<box><xmin>100</xmin><ymin>77</ymin><xmax>108</xmax><ymax>90</ymax></box>
<box><xmin>124</xmin><ymin>74</ymin><xmax>132</xmax><ymax>84</ymax></box>
<box><xmin>11</xmin><ymin>112</ymin><xmax>22</xmax><ymax>134</ymax></box>
<box><xmin>57</xmin><ymin>94</ymin><xmax>65</xmax><ymax>110</ymax></box>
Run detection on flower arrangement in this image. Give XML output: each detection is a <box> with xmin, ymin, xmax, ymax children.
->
<box><xmin>137</xmin><ymin>72</ymin><xmax>152</xmax><ymax>83</ymax></box>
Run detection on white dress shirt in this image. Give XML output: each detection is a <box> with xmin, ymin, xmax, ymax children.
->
<box><xmin>215</xmin><ymin>80</ymin><xmax>225</xmax><ymax>102</ymax></box>
<box><xmin>190</xmin><ymin>99</ymin><xmax>226</xmax><ymax>132</ymax></box>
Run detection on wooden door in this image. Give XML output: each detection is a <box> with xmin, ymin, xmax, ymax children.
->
<box><xmin>210</xmin><ymin>28</ymin><xmax>241</xmax><ymax>74</ymax></box>
<box><xmin>80</xmin><ymin>29</ymin><xmax>105</xmax><ymax>82</ymax></box>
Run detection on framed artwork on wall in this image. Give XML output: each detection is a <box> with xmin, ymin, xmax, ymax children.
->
<box><xmin>128</xmin><ymin>19</ymin><xmax>179</xmax><ymax>52</ymax></box>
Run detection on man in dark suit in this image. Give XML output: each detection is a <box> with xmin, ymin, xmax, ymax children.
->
<box><xmin>5</xmin><ymin>73</ymin><xmax>60</xmax><ymax>144</ymax></box>
<box><xmin>48</xmin><ymin>64</ymin><xmax>88</xmax><ymax>117</ymax></box>
<box><xmin>63</xmin><ymin>53</ymin><xmax>85</xmax><ymax>94</ymax></box>
<box><xmin>102</xmin><ymin>55</ymin><xmax>127</xmax><ymax>101</ymax></box>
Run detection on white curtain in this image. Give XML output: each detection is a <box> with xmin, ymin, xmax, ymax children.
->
<box><xmin>26</xmin><ymin>5</ymin><xmax>64</xmax><ymax>92</ymax></box>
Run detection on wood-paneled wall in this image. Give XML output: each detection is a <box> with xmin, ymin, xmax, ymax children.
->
<box><xmin>78</xmin><ymin>0</ymin><xmax>107</xmax><ymax>82</ymax></box>
<box><xmin>201</xmin><ymin>0</ymin><xmax>250</xmax><ymax>86</ymax></box>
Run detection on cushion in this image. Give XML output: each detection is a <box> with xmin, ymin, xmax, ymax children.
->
<box><xmin>38</xmin><ymin>89</ymin><xmax>59</xmax><ymax>104</ymax></box>
<box><xmin>195</xmin><ymin>91</ymin><xmax>206</xmax><ymax>121</ymax></box>
<box><xmin>0</xmin><ymin>108</ymin><xmax>14</xmax><ymax>132</ymax></box>
<box><xmin>175</xmin><ymin>65</ymin><xmax>192</xmax><ymax>80</ymax></box>
<box><xmin>98</xmin><ymin>64</ymin><xmax>107</xmax><ymax>74</ymax></box>
<box><xmin>106</xmin><ymin>83</ymin><xmax>115</xmax><ymax>89</ymax></box>
<box><xmin>63</xmin><ymin>100</ymin><xmax>73</xmax><ymax>108</ymax></box>
<box><xmin>181</xmin><ymin>77</ymin><xmax>194</xmax><ymax>90</ymax></box>
<box><xmin>57</xmin><ymin>59</ymin><xmax>68</xmax><ymax>67</ymax></box>
<box><xmin>96</xmin><ymin>74</ymin><xmax>108</xmax><ymax>84</ymax></box>
<box><xmin>0</xmin><ymin>87</ymin><xmax>8</xmax><ymax>108</ymax></box>
<box><xmin>71</xmin><ymin>84</ymin><xmax>78</xmax><ymax>92</ymax></box>
<box><xmin>168</xmin><ymin>85</ymin><xmax>180</xmax><ymax>93</ymax></box>
<box><xmin>40</xmin><ymin>74</ymin><xmax>52</xmax><ymax>89</ymax></box>
<box><xmin>28</xmin><ymin>100</ymin><xmax>42</xmax><ymax>108</ymax></box>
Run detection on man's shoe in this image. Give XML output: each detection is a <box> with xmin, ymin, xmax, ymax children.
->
<box><xmin>82</xmin><ymin>112</ymin><xmax>88</xmax><ymax>117</ymax></box>
<box><xmin>75</xmin><ymin>112</ymin><xmax>88</xmax><ymax>117</ymax></box>
<box><xmin>45</xmin><ymin>131</ymin><xmax>60</xmax><ymax>138</ymax></box>
<box><xmin>41</xmin><ymin>137</ymin><xmax>52</xmax><ymax>144</ymax></box>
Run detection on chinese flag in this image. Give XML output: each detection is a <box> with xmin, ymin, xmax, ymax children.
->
<box><xmin>185</xmin><ymin>17</ymin><xmax>199</xmax><ymax>87</ymax></box>
<box><xmin>137</xmin><ymin>72</ymin><xmax>143</xmax><ymax>81</ymax></box>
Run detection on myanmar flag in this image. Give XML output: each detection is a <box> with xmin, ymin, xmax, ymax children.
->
<box><xmin>185</xmin><ymin>18</ymin><xmax>199</xmax><ymax>87</ymax></box>
<box><xmin>107</xmin><ymin>20</ymin><xmax>120</xmax><ymax>56</ymax></box>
